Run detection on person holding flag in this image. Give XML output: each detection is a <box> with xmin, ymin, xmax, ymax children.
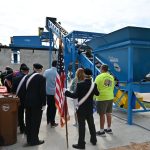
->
<box><xmin>65</xmin><ymin>68</ymin><xmax>99</xmax><ymax>149</ymax></box>
<box><xmin>70</xmin><ymin>68</ymin><xmax>85</xmax><ymax>127</ymax></box>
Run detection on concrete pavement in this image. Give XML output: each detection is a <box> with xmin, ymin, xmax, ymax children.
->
<box><xmin>1</xmin><ymin>96</ymin><xmax>150</xmax><ymax>150</ymax></box>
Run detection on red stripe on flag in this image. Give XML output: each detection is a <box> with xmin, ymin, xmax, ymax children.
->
<box><xmin>55</xmin><ymin>72</ymin><xmax>70</xmax><ymax>127</ymax></box>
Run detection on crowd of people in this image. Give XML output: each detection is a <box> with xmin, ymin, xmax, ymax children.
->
<box><xmin>0</xmin><ymin>62</ymin><xmax>115</xmax><ymax>149</ymax></box>
<box><xmin>0</xmin><ymin>63</ymin><xmax>46</xmax><ymax>146</ymax></box>
<box><xmin>65</xmin><ymin>65</ymin><xmax>115</xmax><ymax>149</ymax></box>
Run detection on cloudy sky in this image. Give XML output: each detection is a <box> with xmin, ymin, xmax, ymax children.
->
<box><xmin>0</xmin><ymin>0</ymin><xmax>150</xmax><ymax>45</ymax></box>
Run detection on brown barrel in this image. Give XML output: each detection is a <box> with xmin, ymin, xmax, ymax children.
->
<box><xmin>0</xmin><ymin>96</ymin><xmax>19</xmax><ymax>146</ymax></box>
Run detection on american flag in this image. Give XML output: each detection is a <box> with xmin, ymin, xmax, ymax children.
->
<box><xmin>54</xmin><ymin>39</ymin><xmax>70</xmax><ymax>127</ymax></box>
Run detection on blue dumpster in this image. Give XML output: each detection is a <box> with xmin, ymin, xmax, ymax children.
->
<box><xmin>88</xmin><ymin>26</ymin><xmax>150</xmax><ymax>83</ymax></box>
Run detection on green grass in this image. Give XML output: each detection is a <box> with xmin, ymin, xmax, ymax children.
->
<box><xmin>142</xmin><ymin>101</ymin><xmax>150</xmax><ymax>108</ymax></box>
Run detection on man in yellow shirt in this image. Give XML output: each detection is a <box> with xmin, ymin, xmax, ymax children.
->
<box><xmin>95</xmin><ymin>64</ymin><xmax>115</xmax><ymax>136</ymax></box>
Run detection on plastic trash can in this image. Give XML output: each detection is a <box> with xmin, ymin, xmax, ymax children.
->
<box><xmin>0</xmin><ymin>96</ymin><xmax>19</xmax><ymax>146</ymax></box>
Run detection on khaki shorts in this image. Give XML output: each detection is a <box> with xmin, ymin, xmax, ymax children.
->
<box><xmin>96</xmin><ymin>100</ymin><xmax>113</xmax><ymax>114</ymax></box>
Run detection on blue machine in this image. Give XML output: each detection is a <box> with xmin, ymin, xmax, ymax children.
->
<box><xmin>86</xmin><ymin>26</ymin><xmax>150</xmax><ymax>124</ymax></box>
<box><xmin>43</xmin><ymin>18</ymin><xmax>150</xmax><ymax>125</ymax></box>
<box><xmin>10</xmin><ymin>36</ymin><xmax>49</xmax><ymax>50</ymax></box>
<box><xmin>9</xmin><ymin>26</ymin><xmax>54</xmax><ymax>65</ymax></box>
<box><xmin>45</xmin><ymin>17</ymin><xmax>68</xmax><ymax>67</ymax></box>
<box><xmin>87</xmin><ymin>27</ymin><xmax>150</xmax><ymax>82</ymax></box>
<box><xmin>45</xmin><ymin>17</ymin><xmax>105</xmax><ymax>77</ymax></box>
<box><xmin>63</xmin><ymin>30</ymin><xmax>105</xmax><ymax>77</ymax></box>
<box><xmin>7</xmin><ymin>17</ymin><xmax>150</xmax><ymax>125</ymax></box>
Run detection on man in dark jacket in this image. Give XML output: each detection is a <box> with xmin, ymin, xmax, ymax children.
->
<box><xmin>24</xmin><ymin>63</ymin><xmax>46</xmax><ymax>146</ymax></box>
<box><xmin>4</xmin><ymin>64</ymin><xmax>27</xmax><ymax>93</ymax></box>
<box><xmin>11</xmin><ymin>65</ymin><xmax>29</xmax><ymax>134</ymax></box>
<box><xmin>1</xmin><ymin>66</ymin><xmax>13</xmax><ymax>92</ymax></box>
<box><xmin>65</xmin><ymin>68</ymin><xmax>99</xmax><ymax>149</ymax></box>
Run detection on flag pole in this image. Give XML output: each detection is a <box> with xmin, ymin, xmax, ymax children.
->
<box><xmin>64</xmin><ymin>96</ymin><xmax>69</xmax><ymax>148</ymax></box>
<box><xmin>58</xmin><ymin>33</ymin><xmax>69</xmax><ymax>148</ymax></box>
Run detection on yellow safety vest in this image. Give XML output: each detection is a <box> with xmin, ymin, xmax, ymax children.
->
<box><xmin>95</xmin><ymin>72</ymin><xmax>115</xmax><ymax>101</ymax></box>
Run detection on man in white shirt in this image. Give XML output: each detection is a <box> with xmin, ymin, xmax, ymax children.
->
<box><xmin>43</xmin><ymin>60</ymin><xmax>58</xmax><ymax>127</ymax></box>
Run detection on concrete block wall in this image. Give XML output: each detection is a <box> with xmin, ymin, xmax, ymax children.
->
<box><xmin>0</xmin><ymin>49</ymin><xmax>12</xmax><ymax>71</ymax></box>
<box><xmin>0</xmin><ymin>48</ymin><xmax>57</xmax><ymax>73</ymax></box>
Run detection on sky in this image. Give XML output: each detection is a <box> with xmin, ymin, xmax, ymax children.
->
<box><xmin>0</xmin><ymin>0</ymin><xmax>150</xmax><ymax>45</ymax></box>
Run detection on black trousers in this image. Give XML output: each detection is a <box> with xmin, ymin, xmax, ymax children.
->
<box><xmin>25</xmin><ymin>107</ymin><xmax>43</xmax><ymax>144</ymax></box>
<box><xmin>18</xmin><ymin>104</ymin><xmax>25</xmax><ymax>131</ymax></box>
<box><xmin>77</xmin><ymin>112</ymin><xmax>97</xmax><ymax>146</ymax></box>
<box><xmin>46</xmin><ymin>95</ymin><xmax>56</xmax><ymax>125</ymax></box>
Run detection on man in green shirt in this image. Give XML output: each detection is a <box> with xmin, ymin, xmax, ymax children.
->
<box><xmin>95</xmin><ymin>64</ymin><xmax>115</xmax><ymax>136</ymax></box>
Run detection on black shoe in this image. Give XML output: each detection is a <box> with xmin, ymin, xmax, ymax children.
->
<box><xmin>51</xmin><ymin>123</ymin><xmax>58</xmax><ymax>128</ymax></box>
<box><xmin>20</xmin><ymin>126</ymin><xmax>26</xmax><ymax>134</ymax></box>
<box><xmin>20</xmin><ymin>128</ymin><xmax>25</xmax><ymax>134</ymax></box>
<box><xmin>90</xmin><ymin>140</ymin><xmax>97</xmax><ymax>145</ymax></box>
<box><xmin>72</xmin><ymin>144</ymin><xmax>85</xmax><ymax>149</ymax></box>
<box><xmin>104</xmin><ymin>129</ymin><xmax>113</xmax><ymax>134</ymax></box>
<box><xmin>23</xmin><ymin>143</ymin><xmax>30</xmax><ymax>147</ymax></box>
<box><xmin>20</xmin><ymin>130</ymin><xmax>24</xmax><ymax>134</ymax></box>
<box><xmin>29</xmin><ymin>140</ymin><xmax>45</xmax><ymax>146</ymax></box>
<box><xmin>91</xmin><ymin>142</ymin><xmax>96</xmax><ymax>145</ymax></box>
<box><xmin>96</xmin><ymin>131</ymin><xmax>106</xmax><ymax>137</ymax></box>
